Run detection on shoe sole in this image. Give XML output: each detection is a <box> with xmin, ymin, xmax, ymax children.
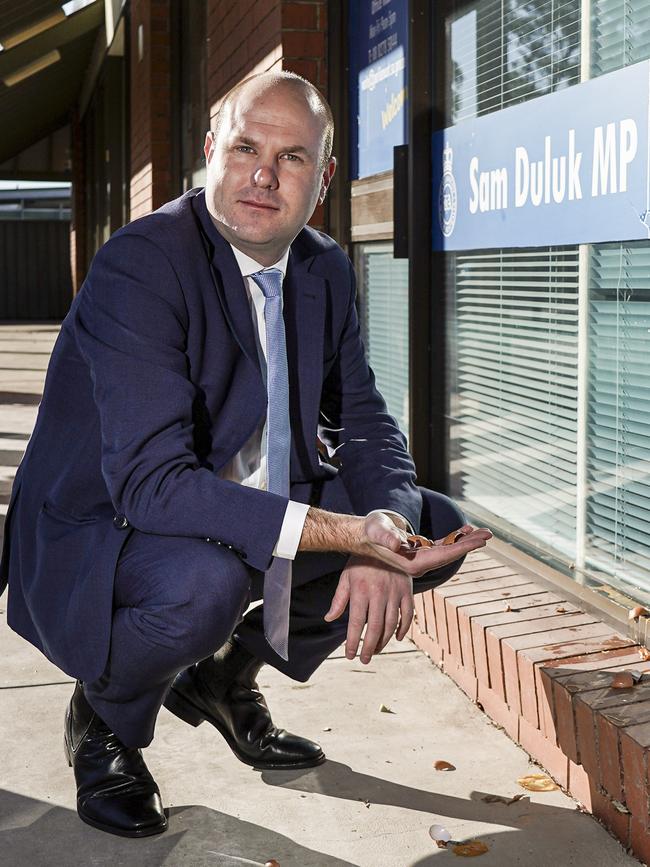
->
<box><xmin>164</xmin><ymin>686</ymin><xmax>326</xmax><ymax>771</ymax></box>
<box><xmin>64</xmin><ymin>731</ymin><xmax>168</xmax><ymax>838</ymax></box>
<box><xmin>75</xmin><ymin>810</ymin><xmax>168</xmax><ymax>838</ymax></box>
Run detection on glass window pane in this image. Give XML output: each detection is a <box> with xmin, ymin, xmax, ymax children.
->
<box><xmin>586</xmin><ymin>242</ymin><xmax>650</xmax><ymax>595</ymax></box>
<box><xmin>356</xmin><ymin>243</ymin><xmax>410</xmax><ymax>440</ymax></box>
<box><xmin>591</xmin><ymin>0</ymin><xmax>650</xmax><ymax>78</ymax></box>
<box><xmin>448</xmin><ymin>248</ymin><xmax>580</xmax><ymax>561</ymax></box>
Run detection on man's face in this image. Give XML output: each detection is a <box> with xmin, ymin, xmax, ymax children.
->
<box><xmin>203</xmin><ymin>81</ymin><xmax>336</xmax><ymax>265</ymax></box>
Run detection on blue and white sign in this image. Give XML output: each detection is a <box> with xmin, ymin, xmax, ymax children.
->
<box><xmin>349</xmin><ymin>0</ymin><xmax>408</xmax><ymax>180</ymax></box>
<box><xmin>432</xmin><ymin>61</ymin><xmax>650</xmax><ymax>250</ymax></box>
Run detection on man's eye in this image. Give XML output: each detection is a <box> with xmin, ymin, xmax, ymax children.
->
<box><xmin>282</xmin><ymin>153</ymin><xmax>301</xmax><ymax>162</ymax></box>
<box><xmin>235</xmin><ymin>145</ymin><xmax>254</xmax><ymax>153</ymax></box>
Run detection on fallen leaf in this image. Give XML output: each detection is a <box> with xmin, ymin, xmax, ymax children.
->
<box><xmin>379</xmin><ymin>703</ymin><xmax>394</xmax><ymax>713</ymax></box>
<box><xmin>451</xmin><ymin>840</ymin><xmax>489</xmax><ymax>856</ymax></box>
<box><xmin>434</xmin><ymin>760</ymin><xmax>456</xmax><ymax>771</ymax></box>
<box><xmin>481</xmin><ymin>793</ymin><xmax>526</xmax><ymax>805</ymax></box>
<box><xmin>322</xmin><ymin>726</ymin><xmax>332</xmax><ymax>731</ymax></box>
<box><xmin>611</xmin><ymin>671</ymin><xmax>635</xmax><ymax>689</ymax></box>
<box><xmin>517</xmin><ymin>773</ymin><xmax>559</xmax><ymax>792</ymax></box>
<box><xmin>639</xmin><ymin>647</ymin><xmax>650</xmax><ymax>661</ymax></box>
<box><xmin>556</xmin><ymin>606</ymin><xmax>566</xmax><ymax>613</ymax></box>
<box><xmin>629</xmin><ymin>605</ymin><xmax>649</xmax><ymax>620</ymax></box>
<box><xmin>612</xmin><ymin>799</ymin><xmax>631</xmax><ymax>814</ymax></box>
<box><xmin>265</xmin><ymin>861</ymin><xmax>281</xmax><ymax>867</ymax></box>
<box><xmin>505</xmin><ymin>604</ymin><xmax>512</xmax><ymax>612</ymax></box>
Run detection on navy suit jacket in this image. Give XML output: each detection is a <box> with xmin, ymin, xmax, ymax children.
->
<box><xmin>0</xmin><ymin>188</ymin><xmax>421</xmax><ymax>682</ymax></box>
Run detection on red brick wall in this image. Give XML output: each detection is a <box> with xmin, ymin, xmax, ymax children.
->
<box><xmin>281</xmin><ymin>0</ymin><xmax>327</xmax><ymax>93</ymax></box>
<box><xmin>206</xmin><ymin>0</ymin><xmax>283</xmax><ymax>122</ymax></box>
<box><xmin>409</xmin><ymin>549</ymin><xmax>650</xmax><ymax>865</ymax></box>
<box><xmin>129</xmin><ymin>0</ymin><xmax>173</xmax><ymax>219</ymax></box>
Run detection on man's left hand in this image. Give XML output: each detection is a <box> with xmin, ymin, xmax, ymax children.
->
<box><xmin>323</xmin><ymin>555</ymin><xmax>414</xmax><ymax>664</ymax></box>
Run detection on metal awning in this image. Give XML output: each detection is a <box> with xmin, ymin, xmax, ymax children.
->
<box><xmin>0</xmin><ymin>0</ymin><xmax>104</xmax><ymax>163</ymax></box>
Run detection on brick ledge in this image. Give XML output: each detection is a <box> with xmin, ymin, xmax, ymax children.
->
<box><xmin>408</xmin><ymin>550</ymin><xmax>650</xmax><ymax>865</ymax></box>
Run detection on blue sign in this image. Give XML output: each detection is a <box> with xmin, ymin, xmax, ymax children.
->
<box><xmin>349</xmin><ymin>0</ymin><xmax>408</xmax><ymax>180</ymax></box>
<box><xmin>432</xmin><ymin>61</ymin><xmax>650</xmax><ymax>250</ymax></box>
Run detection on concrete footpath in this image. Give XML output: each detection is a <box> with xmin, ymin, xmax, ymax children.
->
<box><xmin>0</xmin><ymin>323</ymin><xmax>642</xmax><ymax>867</ymax></box>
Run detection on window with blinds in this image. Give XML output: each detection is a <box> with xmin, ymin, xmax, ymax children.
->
<box><xmin>356</xmin><ymin>243</ymin><xmax>410</xmax><ymax>439</ymax></box>
<box><xmin>450</xmin><ymin>249</ymin><xmax>580</xmax><ymax>558</ymax></box>
<box><xmin>591</xmin><ymin>0</ymin><xmax>650</xmax><ymax>78</ymax></box>
<box><xmin>586</xmin><ymin>244</ymin><xmax>650</xmax><ymax>594</ymax></box>
<box><xmin>448</xmin><ymin>0</ymin><xmax>580</xmax><ymax>125</ymax></box>
<box><xmin>445</xmin><ymin>0</ymin><xmax>582</xmax><ymax>565</ymax></box>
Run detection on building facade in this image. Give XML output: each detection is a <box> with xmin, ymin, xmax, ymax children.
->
<box><xmin>340</xmin><ymin>0</ymin><xmax>650</xmax><ymax>619</ymax></box>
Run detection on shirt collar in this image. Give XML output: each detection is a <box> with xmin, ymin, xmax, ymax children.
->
<box><xmin>229</xmin><ymin>243</ymin><xmax>290</xmax><ymax>280</ymax></box>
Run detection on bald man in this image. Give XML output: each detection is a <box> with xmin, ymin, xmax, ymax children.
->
<box><xmin>0</xmin><ymin>71</ymin><xmax>490</xmax><ymax>837</ymax></box>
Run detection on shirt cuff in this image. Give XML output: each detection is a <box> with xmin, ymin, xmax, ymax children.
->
<box><xmin>366</xmin><ymin>508</ymin><xmax>414</xmax><ymax>535</ymax></box>
<box><xmin>273</xmin><ymin>500</ymin><xmax>310</xmax><ymax>559</ymax></box>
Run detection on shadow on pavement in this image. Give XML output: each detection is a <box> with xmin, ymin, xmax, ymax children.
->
<box><xmin>0</xmin><ymin>790</ymin><xmax>358</xmax><ymax>867</ymax></box>
<box><xmin>259</xmin><ymin>760</ymin><xmax>574</xmax><ymax>828</ymax></box>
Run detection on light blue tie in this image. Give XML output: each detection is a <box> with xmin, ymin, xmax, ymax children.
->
<box><xmin>250</xmin><ymin>268</ymin><xmax>292</xmax><ymax>661</ymax></box>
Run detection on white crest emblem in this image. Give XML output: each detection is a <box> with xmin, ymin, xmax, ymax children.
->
<box><xmin>438</xmin><ymin>144</ymin><xmax>457</xmax><ymax>238</ymax></box>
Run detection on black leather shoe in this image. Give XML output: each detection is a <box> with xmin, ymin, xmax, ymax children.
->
<box><xmin>64</xmin><ymin>681</ymin><xmax>167</xmax><ymax>838</ymax></box>
<box><xmin>164</xmin><ymin>638</ymin><xmax>325</xmax><ymax>770</ymax></box>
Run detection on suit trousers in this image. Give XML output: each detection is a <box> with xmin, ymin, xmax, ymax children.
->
<box><xmin>84</xmin><ymin>483</ymin><xmax>466</xmax><ymax>748</ymax></box>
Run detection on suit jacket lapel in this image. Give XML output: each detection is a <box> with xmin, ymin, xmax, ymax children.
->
<box><xmin>191</xmin><ymin>190</ymin><xmax>260</xmax><ymax>368</ymax></box>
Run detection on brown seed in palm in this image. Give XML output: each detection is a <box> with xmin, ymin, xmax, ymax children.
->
<box><xmin>265</xmin><ymin>861</ymin><xmax>281</xmax><ymax>867</ymax></box>
<box><xmin>442</xmin><ymin>528</ymin><xmax>466</xmax><ymax>545</ymax></box>
<box><xmin>407</xmin><ymin>534</ymin><xmax>434</xmax><ymax>548</ymax></box>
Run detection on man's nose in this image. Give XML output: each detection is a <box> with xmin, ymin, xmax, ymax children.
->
<box><xmin>252</xmin><ymin>164</ymin><xmax>279</xmax><ymax>189</ymax></box>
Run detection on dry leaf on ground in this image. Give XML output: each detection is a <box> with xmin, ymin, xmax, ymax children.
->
<box><xmin>452</xmin><ymin>841</ymin><xmax>489</xmax><ymax>856</ymax></box>
<box><xmin>639</xmin><ymin>647</ymin><xmax>650</xmax><ymax>661</ymax></box>
<box><xmin>517</xmin><ymin>773</ymin><xmax>559</xmax><ymax>792</ymax></box>
<box><xmin>629</xmin><ymin>605</ymin><xmax>649</xmax><ymax>620</ymax></box>
<box><xmin>481</xmin><ymin>793</ymin><xmax>526</xmax><ymax>805</ymax></box>
<box><xmin>434</xmin><ymin>760</ymin><xmax>456</xmax><ymax>771</ymax></box>
<box><xmin>379</xmin><ymin>703</ymin><xmax>394</xmax><ymax>713</ymax></box>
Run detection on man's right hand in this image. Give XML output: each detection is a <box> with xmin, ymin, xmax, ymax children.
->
<box><xmin>356</xmin><ymin>511</ymin><xmax>493</xmax><ymax>577</ymax></box>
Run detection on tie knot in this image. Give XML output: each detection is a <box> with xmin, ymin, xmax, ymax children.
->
<box><xmin>251</xmin><ymin>268</ymin><xmax>284</xmax><ymax>299</ymax></box>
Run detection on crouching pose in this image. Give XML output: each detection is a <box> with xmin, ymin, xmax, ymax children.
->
<box><xmin>0</xmin><ymin>70</ymin><xmax>491</xmax><ymax>837</ymax></box>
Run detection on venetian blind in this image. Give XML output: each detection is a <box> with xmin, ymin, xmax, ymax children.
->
<box><xmin>452</xmin><ymin>250</ymin><xmax>580</xmax><ymax>558</ymax></box>
<box><xmin>359</xmin><ymin>245</ymin><xmax>410</xmax><ymax>439</ymax></box>
<box><xmin>586</xmin><ymin>245</ymin><xmax>650</xmax><ymax>591</ymax></box>
<box><xmin>449</xmin><ymin>0</ymin><xmax>581</xmax><ymax>125</ymax></box>
<box><xmin>591</xmin><ymin>0</ymin><xmax>650</xmax><ymax>78</ymax></box>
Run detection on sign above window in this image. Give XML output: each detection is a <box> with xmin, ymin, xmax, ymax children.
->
<box><xmin>432</xmin><ymin>60</ymin><xmax>650</xmax><ymax>250</ymax></box>
<box><xmin>349</xmin><ymin>0</ymin><xmax>408</xmax><ymax>180</ymax></box>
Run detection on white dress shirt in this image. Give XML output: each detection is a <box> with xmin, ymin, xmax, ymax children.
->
<box><xmin>218</xmin><ymin>243</ymin><xmax>413</xmax><ymax>562</ymax></box>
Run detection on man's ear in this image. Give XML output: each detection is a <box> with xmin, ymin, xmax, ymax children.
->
<box><xmin>319</xmin><ymin>156</ymin><xmax>337</xmax><ymax>204</ymax></box>
<box><xmin>204</xmin><ymin>130</ymin><xmax>215</xmax><ymax>163</ymax></box>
